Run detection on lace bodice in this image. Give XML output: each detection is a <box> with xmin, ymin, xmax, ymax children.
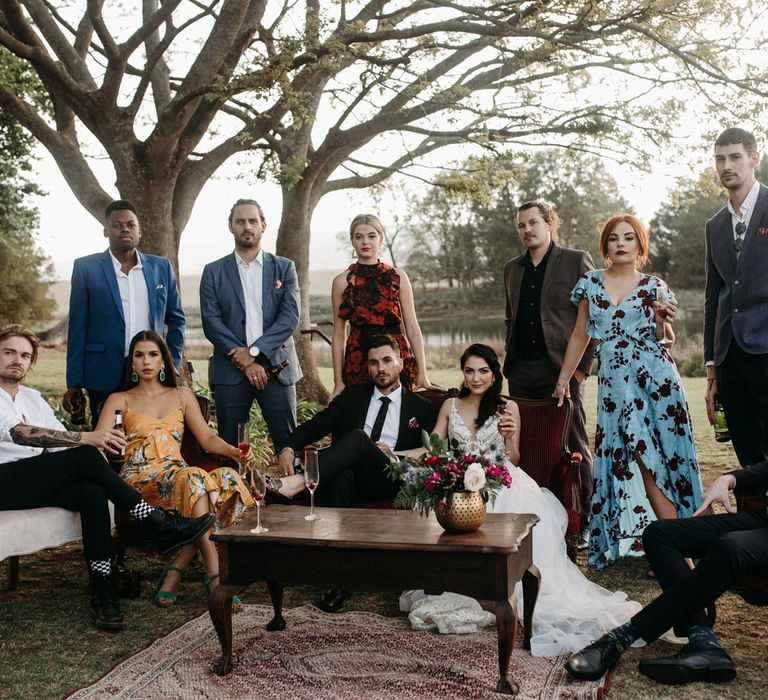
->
<box><xmin>447</xmin><ymin>399</ymin><xmax>507</xmax><ymax>464</ymax></box>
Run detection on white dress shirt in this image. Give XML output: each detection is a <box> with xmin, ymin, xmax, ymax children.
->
<box><xmin>110</xmin><ymin>251</ymin><xmax>151</xmax><ymax>356</ymax></box>
<box><xmin>364</xmin><ymin>385</ymin><xmax>402</xmax><ymax>449</ymax></box>
<box><xmin>0</xmin><ymin>385</ymin><xmax>66</xmax><ymax>464</ymax></box>
<box><xmin>727</xmin><ymin>180</ymin><xmax>760</xmax><ymax>258</ymax></box>
<box><xmin>236</xmin><ymin>249</ymin><xmax>264</xmax><ymax>347</ymax></box>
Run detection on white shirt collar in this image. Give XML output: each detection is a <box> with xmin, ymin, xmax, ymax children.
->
<box><xmin>235</xmin><ymin>249</ymin><xmax>263</xmax><ymax>267</ymax></box>
<box><xmin>373</xmin><ymin>384</ymin><xmax>402</xmax><ymax>406</ymax></box>
<box><xmin>109</xmin><ymin>248</ymin><xmax>142</xmax><ymax>272</ymax></box>
<box><xmin>727</xmin><ymin>180</ymin><xmax>760</xmax><ymax>221</ymax></box>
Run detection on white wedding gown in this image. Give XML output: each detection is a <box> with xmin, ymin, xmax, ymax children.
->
<box><xmin>399</xmin><ymin>400</ymin><xmax>642</xmax><ymax>657</ymax></box>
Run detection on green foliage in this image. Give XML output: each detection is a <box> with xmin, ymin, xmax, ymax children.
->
<box><xmin>0</xmin><ymin>48</ymin><xmax>53</xmax><ymax>327</ymax></box>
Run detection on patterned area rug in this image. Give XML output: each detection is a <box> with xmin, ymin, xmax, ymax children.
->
<box><xmin>67</xmin><ymin>605</ymin><xmax>608</xmax><ymax>699</ymax></box>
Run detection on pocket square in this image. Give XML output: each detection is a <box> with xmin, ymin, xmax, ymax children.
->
<box><xmin>408</xmin><ymin>417</ymin><xmax>420</xmax><ymax>429</ymax></box>
<box><xmin>756</xmin><ymin>227</ymin><xmax>768</xmax><ymax>237</ymax></box>
<box><xmin>155</xmin><ymin>283</ymin><xmax>165</xmax><ymax>289</ymax></box>
<box><xmin>275</xmin><ymin>279</ymin><xmax>283</xmax><ymax>289</ymax></box>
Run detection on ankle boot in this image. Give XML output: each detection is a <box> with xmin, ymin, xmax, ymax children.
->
<box><xmin>143</xmin><ymin>508</ymin><xmax>216</xmax><ymax>555</ymax></box>
<box><xmin>89</xmin><ymin>571</ymin><xmax>124</xmax><ymax>631</ymax></box>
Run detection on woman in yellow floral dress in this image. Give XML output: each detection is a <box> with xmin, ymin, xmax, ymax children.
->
<box><xmin>96</xmin><ymin>331</ymin><xmax>253</xmax><ymax>607</ymax></box>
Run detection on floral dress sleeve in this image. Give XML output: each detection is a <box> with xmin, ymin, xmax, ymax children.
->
<box><xmin>570</xmin><ymin>273</ymin><xmax>591</xmax><ymax>305</ymax></box>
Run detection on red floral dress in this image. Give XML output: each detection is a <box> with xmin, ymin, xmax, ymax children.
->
<box><xmin>338</xmin><ymin>262</ymin><xmax>418</xmax><ymax>387</ymax></box>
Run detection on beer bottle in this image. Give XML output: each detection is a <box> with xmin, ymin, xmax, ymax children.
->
<box><xmin>266</xmin><ymin>359</ymin><xmax>290</xmax><ymax>381</ymax></box>
<box><xmin>713</xmin><ymin>396</ymin><xmax>730</xmax><ymax>443</ymax></box>
<box><xmin>112</xmin><ymin>410</ymin><xmax>126</xmax><ymax>467</ymax></box>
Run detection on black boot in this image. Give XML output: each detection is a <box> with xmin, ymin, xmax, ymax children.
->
<box><xmin>89</xmin><ymin>571</ymin><xmax>124</xmax><ymax>631</ymax></box>
<box><xmin>143</xmin><ymin>508</ymin><xmax>216</xmax><ymax>555</ymax></box>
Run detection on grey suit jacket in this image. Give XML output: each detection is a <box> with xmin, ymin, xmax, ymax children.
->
<box><xmin>704</xmin><ymin>182</ymin><xmax>768</xmax><ymax>365</ymax></box>
<box><xmin>200</xmin><ymin>251</ymin><xmax>302</xmax><ymax>386</ymax></box>
<box><xmin>503</xmin><ymin>243</ymin><xmax>595</xmax><ymax>378</ymax></box>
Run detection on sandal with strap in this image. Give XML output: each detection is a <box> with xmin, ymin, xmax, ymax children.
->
<box><xmin>265</xmin><ymin>475</ymin><xmax>292</xmax><ymax>505</ymax></box>
<box><xmin>204</xmin><ymin>572</ymin><xmax>243</xmax><ymax>613</ymax></box>
<box><xmin>154</xmin><ymin>563</ymin><xmax>186</xmax><ymax>607</ymax></box>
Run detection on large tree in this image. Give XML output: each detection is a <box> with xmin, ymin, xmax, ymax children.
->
<box><xmin>0</xmin><ymin>1</ymin><xmax>766</xmax><ymax>399</ymax></box>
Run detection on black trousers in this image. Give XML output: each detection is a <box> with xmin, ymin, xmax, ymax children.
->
<box><xmin>0</xmin><ymin>446</ymin><xmax>141</xmax><ymax>562</ymax></box>
<box><xmin>314</xmin><ymin>429</ymin><xmax>398</xmax><ymax>508</ymax></box>
<box><xmin>717</xmin><ymin>340</ymin><xmax>768</xmax><ymax>466</ymax></box>
<box><xmin>631</xmin><ymin>511</ymin><xmax>768</xmax><ymax>643</ymax></box>
<box><xmin>507</xmin><ymin>357</ymin><xmax>593</xmax><ymax>525</ymax></box>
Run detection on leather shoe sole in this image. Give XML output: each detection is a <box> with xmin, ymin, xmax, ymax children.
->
<box><xmin>319</xmin><ymin>589</ymin><xmax>351</xmax><ymax>613</ymax></box>
<box><xmin>639</xmin><ymin>645</ymin><xmax>736</xmax><ymax>685</ymax></box>
<box><xmin>565</xmin><ymin>633</ymin><xmax>622</xmax><ymax>681</ymax></box>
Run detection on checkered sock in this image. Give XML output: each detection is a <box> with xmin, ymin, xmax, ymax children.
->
<box><xmin>687</xmin><ymin>625</ymin><xmax>721</xmax><ymax>649</ymax></box>
<box><xmin>88</xmin><ymin>559</ymin><xmax>111</xmax><ymax>576</ymax></box>
<box><xmin>128</xmin><ymin>500</ymin><xmax>154</xmax><ymax>520</ymax></box>
<box><xmin>606</xmin><ymin>622</ymin><xmax>638</xmax><ymax>652</ymax></box>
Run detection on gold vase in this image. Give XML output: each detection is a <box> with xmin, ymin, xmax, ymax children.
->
<box><xmin>435</xmin><ymin>491</ymin><xmax>487</xmax><ymax>533</ymax></box>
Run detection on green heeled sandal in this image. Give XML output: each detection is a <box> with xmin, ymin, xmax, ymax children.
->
<box><xmin>154</xmin><ymin>564</ymin><xmax>186</xmax><ymax>607</ymax></box>
<box><xmin>204</xmin><ymin>572</ymin><xmax>243</xmax><ymax>613</ymax></box>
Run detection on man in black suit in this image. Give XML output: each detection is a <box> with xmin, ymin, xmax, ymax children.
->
<box><xmin>276</xmin><ymin>335</ymin><xmax>437</xmax><ymax>612</ymax></box>
<box><xmin>704</xmin><ymin>127</ymin><xmax>768</xmax><ymax>466</ymax></box>
<box><xmin>277</xmin><ymin>335</ymin><xmax>437</xmax><ymax>508</ymax></box>
<box><xmin>566</xmin><ymin>461</ymin><xmax>768</xmax><ymax>686</ymax></box>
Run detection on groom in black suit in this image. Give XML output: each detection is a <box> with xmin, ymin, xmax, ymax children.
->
<box><xmin>277</xmin><ymin>335</ymin><xmax>437</xmax><ymax>508</ymax></box>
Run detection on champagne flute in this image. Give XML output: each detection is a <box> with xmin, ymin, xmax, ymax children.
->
<box><xmin>656</xmin><ymin>282</ymin><xmax>672</xmax><ymax>346</ymax></box>
<box><xmin>248</xmin><ymin>467</ymin><xmax>268</xmax><ymax>534</ymax></box>
<box><xmin>496</xmin><ymin>401</ymin><xmax>508</xmax><ymax>434</ymax></box>
<box><xmin>303</xmin><ymin>449</ymin><xmax>320</xmax><ymax>521</ymax></box>
<box><xmin>236</xmin><ymin>422</ymin><xmax>251</xmax><ymax>475</ymax></box>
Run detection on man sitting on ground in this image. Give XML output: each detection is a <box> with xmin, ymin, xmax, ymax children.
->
<box><xmin>0</xmin><ymin>324</ymin><xmax>215</xmax><ymax>631</ymax></box>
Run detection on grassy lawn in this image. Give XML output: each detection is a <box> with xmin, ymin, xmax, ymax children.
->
<box><xmin>1</xmin><ymin>355</ymin><xmax>765</xmax><ymax>699</ymax></box>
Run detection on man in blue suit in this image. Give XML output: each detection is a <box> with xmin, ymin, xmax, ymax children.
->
<box><xmin>64</xmin><ymin>200</ymin><xmax>186</xmax><ymax>424</ymax></box>
<box><xmin>704</xmin><ymin>128</ymin><xmax>768</xmax><ymax>466</ymax></box>
<box><xmin>200</xmin><ymin>198</ymin><xmax>301</xmax><ymax>451</ymax></box>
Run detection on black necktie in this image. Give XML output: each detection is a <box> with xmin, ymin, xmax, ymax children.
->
<box><xmin>369</xmin><ymin>396</ymin><xmax>392</xmax><ymax>442</ymax></box>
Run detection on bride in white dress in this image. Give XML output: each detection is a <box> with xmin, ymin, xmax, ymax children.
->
<box><xmin>395</xmin><ymin>344</ymin><xmax>641</xmax><ymax>657</ymax></box>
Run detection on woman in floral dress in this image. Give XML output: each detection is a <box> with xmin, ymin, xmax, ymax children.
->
<box><xmin>330</xmin><ymin>213</ymin><xmax>434</xmax><ymax>399</ymax></box>
<box><xmin>97</xmin><ymin>331</ymin><xmax>253</xmax><ymax>606</ymax></box>
<box><xmin>554</xmin><ymin>214</ymin><xmax>702</xmax><ymax>570</ymax></box>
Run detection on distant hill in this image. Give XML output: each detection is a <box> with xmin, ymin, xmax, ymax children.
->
<box><xmin>49</xmin><ymin>269</ymin><xmax>344</xmax><ymax>318</ymax></box>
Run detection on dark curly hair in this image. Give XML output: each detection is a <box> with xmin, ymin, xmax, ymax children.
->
<box><xmin>458</xmin><ymin>343</ymin><xmax>503</xmax><ymax>429</ymax></box>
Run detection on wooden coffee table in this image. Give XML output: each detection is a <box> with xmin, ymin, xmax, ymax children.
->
<box><xmin>209</xmin><ymin>506</ymin><xmax>540</xmax><ymax>695</ymax></box>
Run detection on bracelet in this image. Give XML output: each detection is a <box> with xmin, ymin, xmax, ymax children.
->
<box><xmin>279</xmin><ymin>446</ymin><xmax>294</xmax><ymax>457</ymax></box>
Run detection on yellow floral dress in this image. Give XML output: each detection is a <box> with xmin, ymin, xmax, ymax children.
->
<box><xmin>120</xmin><ymin>405</ymin><xmax>253</xmax><ymax>524</ymax></box>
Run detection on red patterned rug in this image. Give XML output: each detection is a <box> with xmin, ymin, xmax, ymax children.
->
<box><xmin>66</xmin><ymin>605</ymin><xmax>608</xmax><ymax>699</ymax></box>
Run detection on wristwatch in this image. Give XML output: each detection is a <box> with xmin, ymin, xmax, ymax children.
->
<box><xmin>249</xmin><ymin>346</ymin><xmax>260</xmax><ymax>357</ymax></box>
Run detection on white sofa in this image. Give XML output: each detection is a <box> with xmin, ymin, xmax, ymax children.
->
<box><xmin>1</xmin><ymin>504</ymin><xmax>113</xmax><ymax>590</ymax></box>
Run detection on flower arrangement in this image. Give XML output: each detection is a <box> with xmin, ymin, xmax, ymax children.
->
<box><xmin>386</xmin><ymin>432</ymin><xmax>512</xmax><ymax>518</ymax></box>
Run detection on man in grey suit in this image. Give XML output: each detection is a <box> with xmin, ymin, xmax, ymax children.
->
<box><xmin>503</xmin><ymin>200</ymin><xmax>595</xmax><ymax>542</ymax></box>
<box><xmin>704</xmin><ymin>127</ymin><xmax>768</xmax><ymax>466</ymax></box>
<box><xmin>200</xmin><ymin>198</ymin><xmax>302</xmax><ymax>451</ymax></box>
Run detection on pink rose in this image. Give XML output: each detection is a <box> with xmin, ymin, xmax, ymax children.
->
<box><xmin>463</xmin><ymin>464</ymin><xmax>486</xmax><ymax>492</ymax></box>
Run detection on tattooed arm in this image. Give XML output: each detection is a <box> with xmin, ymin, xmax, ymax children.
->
<box><xmin>9</xmin><ymin>424</ymin><xmax>126</xmax><ymax>454</ymax></box>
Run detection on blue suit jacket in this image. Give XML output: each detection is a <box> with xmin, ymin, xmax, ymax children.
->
<box><xmin>200</xmin><ymin>251</ymin><xmax>302</xmax><ymax>386</ymax></box>
<box><xmin>66</xmin><ymin>250</ymin><xmax>186</xmax><ymax>392</ymax></box>
<box><xmin>704</xmin><ymin>182</ymin><xmax>768</xmax><ymax>365</ymax></box>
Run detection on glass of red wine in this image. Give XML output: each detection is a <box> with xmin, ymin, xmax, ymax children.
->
<box><xmin>237</xmin><ymin>422</ymin><xmax>251</xmax><ymax>475</ymax></box>
<box><xmin>496</xmin><ymin>400</ymin><xmax>508</xmax><ymax>434</ymax></box>
<box><xmin>304</xmin><ymin>449</ymin><xmax>320</xmax><ymax>521</ymax></box>
<box><xmin>249</xmin><ymin>467</ymin><xmax>268</xmax><ymax>534</ymax></box>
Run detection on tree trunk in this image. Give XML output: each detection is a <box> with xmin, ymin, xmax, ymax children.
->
<box><xmin>276</xmin><ymin>185</ymin><xmax>329</xmax><ymax>405</ymax></box>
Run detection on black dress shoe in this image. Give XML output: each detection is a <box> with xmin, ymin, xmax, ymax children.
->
<box><xmin>638</xmin><ymin>643</ymin><xmax>736</xmax><ymax>685</ymax></box>
<box><xmin>145</xmin><ymin>508</ymin><xmax>216</xmax><ymax>555</ymax></box>
<box><xmin>565</xmin><ymin>633</ymin><xmax>623</xmax><ymax>681</ymax></box>
<box><xmin>89</xmin><ymin>572</ymin><xmax>124</xmax><ymax>631</ymax></box>
<box><xmin>319</xmin><ymin>589</ymin><xmax>351</xmax><ymax>613</ymax></box>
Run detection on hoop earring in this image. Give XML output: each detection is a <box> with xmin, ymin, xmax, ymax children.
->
<box><xmin>131</xmin><ymin>370</ymin><xmax>138</xmax><ymax>382</ymax></box>
<box><xmin>159</xmin><ymin>367</ymin><xmax>166</xmax><ymax>382</ymax></box>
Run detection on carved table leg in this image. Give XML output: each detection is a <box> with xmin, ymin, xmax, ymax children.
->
<box><xmin>266</xmin><ymin>580</ymin><xmax>286</xmax><ymax>631</ymax></box>
<box><xmin>209</xmin><ymin>583</ymin><xmax>238</xmax><ymax>676</ymax></box>
<box><xmin>495</xmin><ymin>597</ymin><xmax>520</xmax><ymax>695</ymax></box>
<box><xmin>521</xmin><ymin>564</ymin><xmax>540</xmax><ymax>652</ymax></box>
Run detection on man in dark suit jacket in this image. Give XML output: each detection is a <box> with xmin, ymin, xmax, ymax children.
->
<box><xmin>64</xmin><ymin>200</ymin><xmax>185</xmax><ymax>425</ymax></box>
<box><xmin>704</xmin><ymin>127</ymin><xmax>768</xmax><ymax>466</ymax></box>
<box><xmin>502</xmin><ymin>199</ymin><xmax>595</xmax><ymax>540</ymax></box>
<box><xmin>566</xmin><ymin>460</ymin><xmax>768</xmax><ymax>686</ymax></box>
<box><xmin>200</xmin><ymin>198</ymin><xmax>301</xmax><ymax>451</ymax></box>
<box><xmin>277</xmin><ymin>334</ymin><xmax>437</xmax><ymax>613</ymax></box>
<box><xmin>277</xmin><ymin>335</ymin><xmax>437</xmax><ymax>508</ymax></box>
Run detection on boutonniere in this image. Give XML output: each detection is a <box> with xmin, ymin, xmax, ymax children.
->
<box><xmin>274</xmin><ymin>279</ymin><xmax>283</xmax><ymax>289</ymax></box>
<box><xmin>408</xmin><ymin>417</ymin><xmax>420</xmax><ymax>429</ymax></box>
<box><xmin>155</xmin><ymin>283</ymin><xmax>165</xmax><ymax>289</ymax></box>
<box><xmin>756</xmin><ymin>227</ymin><xmax>768</xmax><ymax>237</ymax></box>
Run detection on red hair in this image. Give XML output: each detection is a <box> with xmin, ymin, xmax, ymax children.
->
<box><xmin>599</xmin><ymin>213</ymin><xmax>649</xmax><ymax>269</ymax></box>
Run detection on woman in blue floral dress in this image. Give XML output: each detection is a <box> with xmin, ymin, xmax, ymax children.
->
<box><xmin>554</xmin><ymin>214</ymin><xmax>702</xmax><ymax>569</ymax></box>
